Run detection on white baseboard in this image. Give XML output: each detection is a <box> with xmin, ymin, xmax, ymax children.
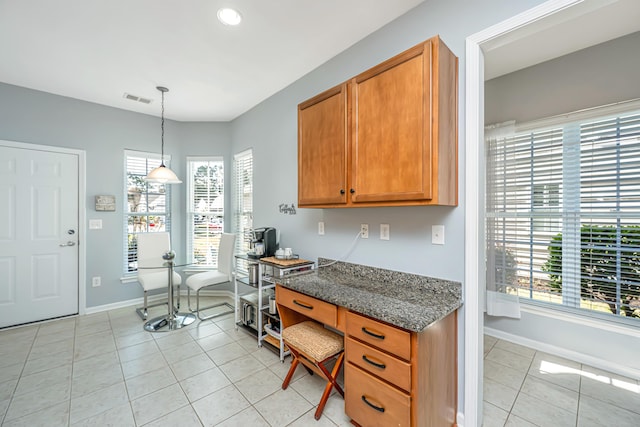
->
<box><xmin>484</xmin><ymin>326</ymin><xmax>640</xmax><ymax>380</ymax></box>
<box><xmin>85</xmin><ymin>290</ymin><xmax>235</xmax><ymax>315</ymax></box>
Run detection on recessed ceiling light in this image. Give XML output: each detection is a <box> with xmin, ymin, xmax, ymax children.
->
<box><xmin>217</xmin><ymin>8</ymin><xmax>242</xmax><ymax>26</ymax></box>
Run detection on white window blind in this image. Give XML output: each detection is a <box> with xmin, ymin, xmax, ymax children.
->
<box><xmin>186</xmin><ymin>157</ymin><xmax>224</xmax><ymax>266</ymax></box>
<box><xmin>123</xmin><ymin>151</ymin><xmax>172</xmax><ymax>274</ymax></box>
<box><xmin>233</xmin><ymin>149</ymin><xmax>253</xmax><ymax>257</ymax></box>
<box><xmin>486</xmin><ymin>110</ymin><xmax>640</xmax><ymax>322</ymax></box>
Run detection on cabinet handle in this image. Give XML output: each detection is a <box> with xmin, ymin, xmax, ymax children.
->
<box><xmin>362</xmin><ymin>355</ymin><xmax>386</xmax><ymax>369</ymax></box>
<box><xmin>340</xmin><ymin>189</ymin><xmax>345</xmax><ymax>195</ymax></box>
<box><xmin>293</xmin><ymin>300</ymin><xmax>314</xmax><ymax>310</ymax></box>
<box><xmin>350</xmin><ymin>188</ymin><xmax>355</xmax><ymax>194</ymax></box>
<box><xmin>361</xmin><ymin>395</ymin><xmax>385</xmax><ymax>413</ymax></box>
<box><xmin>361</xmin><ymin>327</ymin><xmax>385</xmax><ymax>340</ymax></box>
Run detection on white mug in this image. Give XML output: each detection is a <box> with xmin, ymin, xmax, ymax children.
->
<box><xmin>284</xmin><ymin>247</ymin><xmax>293</xmax><ymax>257</ymax></box>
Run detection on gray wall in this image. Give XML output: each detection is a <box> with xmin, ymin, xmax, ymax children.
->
<box><xmin>486</xmin><ymin>31</ymin><xmax>640</xmax><ymax>124</ymax></box>
<box><xmin>484</xmin><ymin>31</ymin><xmax>640</xmax><ymax>375</ymax></box>
<box><xmin>0</xmin><ymin>82</ymin><xmax>231</xmax><ymax>307</ymax></box>
<box><xmin>230</xmin><ymin>0</ymin><xmax>544</xmax><ymax>279</ymax></box>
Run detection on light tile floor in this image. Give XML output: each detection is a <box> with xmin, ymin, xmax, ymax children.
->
<box><xmin>0</xmin><ymin>297</ymin><xmax>349</xmax><ymax>427</ymax></box>
<box><xmin>2</xmin><ymin>300</ymin><xmax>639</xmax><ymax>426</ymax></box>
<box><xmin>483</xmin><ymin>334</ymin><xmax>640</xmax><ymax>427</ymax></box>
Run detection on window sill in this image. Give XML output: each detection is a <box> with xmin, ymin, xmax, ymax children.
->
<box><xmin>120</xmin><ymin>275</ymin><xmax>138</xmax><ymax>284</ymax></box>
<box><xmin>520</xmin><ymin>300</ymin><xmax>639</xmax><ymax>335</ymax></box>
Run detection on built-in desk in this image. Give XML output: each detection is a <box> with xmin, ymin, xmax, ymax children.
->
<box><xmin>275</xmin><ymin>258</ymin><xmax>462</xmax><ymax>427</ymax></box>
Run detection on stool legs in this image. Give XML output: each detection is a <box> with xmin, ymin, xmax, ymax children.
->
<box><xmin>314</xmin><ymin>352</ymin><xmax>345</xmax><ymax>420</ymax></box>
<box><xmin>281</xmin><ymin>346</ymin><xmax>345</xmax><ymax>421</ymax></box>
<box><xmin>282</xmin><ymin>357</ymin><xmax>300</xmax><ymax>390</ymax></box>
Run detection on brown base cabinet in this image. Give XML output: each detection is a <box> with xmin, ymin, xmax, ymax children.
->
<box><xmin>344</xmin><ymin>311</ymin><xmax>457</xmax><ymax>427</ymax></box>
<box><xmin>276</xmin><ymin>285</ymin><xmax>458</xmax><ymax>427</ymax></box>
<box><xmin>298</xmin><ymin>35</ymin><xmax>458</xmax><ymax>208</ymax></box>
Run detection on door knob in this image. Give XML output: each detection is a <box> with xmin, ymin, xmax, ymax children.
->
<box><xmin>59</xmin><ymin>241</ymin><xmax>76</xmax><ymax>247</ymax></box>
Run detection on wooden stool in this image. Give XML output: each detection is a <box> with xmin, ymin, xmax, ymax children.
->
<box><xmin>281</xmin><ymin>320</ymin><xmax>345</xmax><ymax>420</ymax></box>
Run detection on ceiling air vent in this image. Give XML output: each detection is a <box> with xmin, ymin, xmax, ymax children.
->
<box><xmin>123</xmin><ymin>93</ymin><xmax>153</xmax><ymax>104</ymax></box>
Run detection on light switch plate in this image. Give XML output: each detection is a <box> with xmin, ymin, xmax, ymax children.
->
<box><xmin>432</xmin><ymin>225</ymin><xmax>445</xmax><ymax>245</ymax></box>
<box><xmin>318</xmin><ymin>221</ymin><xmax>325</xmax><ymax>235</ymax></box>
<box><xmin>380</xmin><ymin>224</ymin><xmax>390</xmax><ymax>240</ymax></box>
<box><xmin>89</xmin><ymin>219</ymin><xmax>103</xmax><ymax>230</ymax></box>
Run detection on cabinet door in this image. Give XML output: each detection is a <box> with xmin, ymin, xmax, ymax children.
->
<box><xmin>298</xmin><ymin>83</ymin><xmax>348</xmax><ymax>206</ymax></box>
<box><xmin>351</xmin><ymin>42</ymin><xmax>432</xmax><ymax>203</ymax></box>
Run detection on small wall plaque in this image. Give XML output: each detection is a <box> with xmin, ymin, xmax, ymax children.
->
<box><xmin>95</xmin><ymin>195</ymin><xmax>116</xmax><ymax>211</ymax></box>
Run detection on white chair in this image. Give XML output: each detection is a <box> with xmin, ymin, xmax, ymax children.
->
<box><xmin>186</xmin><ymin>233</ymin><xmax>236</xmax><ymax>320</ymax></box>
<box><xmin>136</xmin><ymin>232</ymin><xmax>182</xmax><ymax>320</ymax></box>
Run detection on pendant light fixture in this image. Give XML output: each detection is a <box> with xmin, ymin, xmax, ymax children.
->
<box><xmin>144</xmin><ymin>86</ymin><xmax>182</xmax><ymax>184</ymax></box>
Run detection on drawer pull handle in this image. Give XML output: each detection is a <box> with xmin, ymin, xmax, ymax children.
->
<box><xmin>293</xmin><ymin>300</ymin><xmax>314</xmax><ymax>310</ymax></box>
<box><xmin>361</xmin><ymin>327</ymin><xmax>385</xmax><ymax>340</ymax></box>
<box><xmin>361</xmin><ymin>395</ymin><xmax>385</xmax><ymax>413</ymax></box>
<box><xmin>362</xmin><ymin>355</ymin><xmax>386</xmax><ymax>369</ymax></box>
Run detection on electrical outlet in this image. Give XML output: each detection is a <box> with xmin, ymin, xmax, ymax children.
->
<box><xmin>92</xmin><ymin>276</ymin><xmax>101</xmax><ymax>287</ymax></box>
<box><xmin>360</xmin><ymin>223</ymin><xmax>369</xmax><ymax>239</ymax></box>
<box><xmin>432</xmin><ymin>225</ymin><xmax>445</xmax><ymax>245</ymax></box>
<box><xmin>380</xmin><ymin>224</ymin><xmax>390</xmax><ymax>240</ymax></box>
<box><xmin>318</xmin><ymin>221</ymin><xmax>325</xmax><ymax>235</ymax></box>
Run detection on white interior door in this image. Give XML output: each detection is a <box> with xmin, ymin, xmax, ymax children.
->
<box><xmin>0</xmin><ymin>145</ymin><xmax>79</xmax><ymax>328</ymax></box>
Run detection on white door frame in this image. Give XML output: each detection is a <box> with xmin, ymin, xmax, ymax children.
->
<box><xmin>0</xmin><ymin>139</ymin><xmax>87</xmax><ymax>317</ymax></box>
<box><xmin>463</xmin><ymin>0</ymin><xmax>583</xmax><ymax>425</ymax></box>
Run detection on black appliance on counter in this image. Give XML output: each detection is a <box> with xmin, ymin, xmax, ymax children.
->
<box><xmin>248</xmin><ymin>227</ymin><xmax>277</xmax><ymax>258</ymax></box>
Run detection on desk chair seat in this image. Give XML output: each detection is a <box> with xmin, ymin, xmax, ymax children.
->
<box><xmin>186</xmin><ymin>233</ymin><xmax>236</xmax><ymax>320</ymax></box>
<box><xmin>135</xmin><ymin>232</ymin><xmax>182</xmax><ymax>320</ymax></box>
<box><xmin>281</xmin><ymin>320</ymin><xmax>345</xmax><ymax>420</ymax></box>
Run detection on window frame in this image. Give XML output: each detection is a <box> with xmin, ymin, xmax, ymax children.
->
<box><xmin>186</xmin><ymin>156</ymin><xmax>225</xmax><ymax>267</ymax></box>
<box><xmin>122</xmin><ymin>150</ymin><xmax>172</xmax><ymax>277</ymax></box>
<box><xmin>233</xmin><ymin>149</ymin><xmax>253</xmax><ymax>258</ymax></box>
<box><xmin>486</xmin><ymin>103</ymin><xmax>640</xmax><ymax>325</ymax></box>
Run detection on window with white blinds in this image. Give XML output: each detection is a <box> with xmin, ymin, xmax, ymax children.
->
<box><xmin>123</xmin><ymin>151</ymin><xmax>172</xmax><ymax>274</ymax></box>
<box><xmin>233</xmin><ymin>149</ymin><xmax>253</xmax><ymax>256</ymax></box>
<box><xmin>186</xmin><ymin>157</ymin><xmax>224</xmax><ymax>266</ymax></box>
<box><xmin>487</xmin><ymin>109</ymin><xmax>640</xmax><ymax>322</ymax></box>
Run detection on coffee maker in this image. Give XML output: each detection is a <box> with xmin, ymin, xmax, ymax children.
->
<box><xmin>249</xmin><ymin>227</ymin><xmax>277</xmax><ymax>258</ymax></box>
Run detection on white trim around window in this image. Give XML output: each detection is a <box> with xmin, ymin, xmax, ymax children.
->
<box><xmin>186</xmin><ymin>156</ymin><xmax>224</xmax><ymax>267</ymax></box>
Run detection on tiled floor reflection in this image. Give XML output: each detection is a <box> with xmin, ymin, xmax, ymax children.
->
<box><xmin>483</xmin><ymin>335</ymin><xmax>640</xmax><ymax>427</ymax></box>
<box><xmin>0</xmin><ymin>297</ymin><xmax>349</xmax><ymax>427</ymax></box>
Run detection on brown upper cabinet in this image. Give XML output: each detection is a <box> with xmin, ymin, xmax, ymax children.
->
<box><xmin>298</xmin><ymin>35</ymin><xmax>458</xmax><ymax>208</ymax></box>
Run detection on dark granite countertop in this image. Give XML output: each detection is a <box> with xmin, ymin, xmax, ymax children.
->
<box><xmin>276</xmin><ymin>258</ymin><xmax>462</xmax><ymax>332</ymax></box>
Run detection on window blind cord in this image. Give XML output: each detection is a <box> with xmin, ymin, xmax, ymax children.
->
<box><xmin>317</xmin><ymin>230</ymin><xmax>363</xmax><ymax>268</ymax></box>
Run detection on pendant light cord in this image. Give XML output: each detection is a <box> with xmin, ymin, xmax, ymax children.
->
<box><xmin>160</xmin><ymin>89</ymin><xmax>165</xmax><ymax>165</ymax></box>
<box><xmin>157</xmin><ymin>86</ymin><xmax>168</xmax><ymax>167</ymax></box>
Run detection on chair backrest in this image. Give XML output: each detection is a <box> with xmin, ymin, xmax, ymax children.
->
<box><xmin>137</xmin><ymin>232</ymin><xmax>171</xmax><ymax>278</ymax></box>
<box><xmin>217</xmin><ymin>233</ymin><xmax>237</xmax><ymax>281</ymax></box>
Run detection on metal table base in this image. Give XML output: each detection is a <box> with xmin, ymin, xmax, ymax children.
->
<box><xmin>143</xmin><ymin>258</ymin><xmax>196</xmax><ymax>332</ymax></box>
<box><xmin>144</xmin><ymin>312</ymin><xmax>195</xmax><ymax>332</ymax></box>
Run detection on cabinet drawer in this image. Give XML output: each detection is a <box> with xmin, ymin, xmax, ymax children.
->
<box><xmin>345</xmin><ymin>363</ymin><xmax>411</xmax><ymax>427</ymax></box>
<box><xmin>346</xmin><ymin>337</ymin><xmax>411</xmax><ymax>392</ymax></box>
<box><xmin>276</xmin><ymin>286</ymin><xmax>337</xmax><ymax>327</ymax></box>
<box><xmin>346</xmin><ymin>311</ymin><xmax>411</xmax><ymax>360</ymax></box>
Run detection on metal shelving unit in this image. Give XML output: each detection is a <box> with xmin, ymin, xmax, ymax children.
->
<box><xmin>233</xmin><ymin>254</ymin><xmax>314</xmax><ymax>361</ymax></box>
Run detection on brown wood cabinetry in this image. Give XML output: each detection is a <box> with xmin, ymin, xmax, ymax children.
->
<box><xmin>276</xmin><ymin>285</ymin><xmax>458</xmax><ymax>427</ymax></box>
<box><xmin>276</xmin><ymin>285</ymin><xmax>338</xmax><ymax>328</ymax></box>
<box><xmin>345</xmin><ymin>311</ymin><xmax>457</xmax><ymax>427</ymax></box>
<box><xmin>298</xmin><ymin>84</ymin><xmax>348</xmax><ymax>206</ymax></box>
<box><xmin>298</xmin><ymin>35</ymin><xmax>458</xmax><ymax>208</ymax></box>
